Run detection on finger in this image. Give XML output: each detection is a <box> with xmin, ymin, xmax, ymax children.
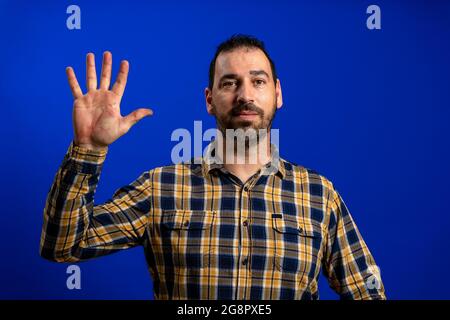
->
<box><xmin>65</xmin><ymin>67</ymin><xmax>83</xmax><ymax>99</ymax></box>
<box><xmin>86</xmin><ymin>52</ymin><xmax>97</xmax><ymax>91</ymax></box>
<box><xmin>112</xmin><ymin>60</ymin><xmax>129</xmax><ymax>97</ymax></box>
<box><xmin>121</xmin><ymin>108</ymin><xmax>153</xmax><ymax>133</ymax></box>
<box><xmin>99</xmin><ymin>51</ymin><xmax>112</xmax><ymax>90</ymax></box>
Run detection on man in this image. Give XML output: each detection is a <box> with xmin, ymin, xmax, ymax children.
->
<box><xmin>40</xmin><ymin>35</ymin><xmax>386</xmax><ymax>300</ymax></box>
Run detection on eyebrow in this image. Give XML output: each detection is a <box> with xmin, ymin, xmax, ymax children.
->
<box><xmin>219</xmin><ymin>73</ymin><xmax>239</xmax><ymax>82</ymax></box>
<box><xmin>249</xmin><ymin>70</ymin><xmax>270</xmax><ymax>78</ymax></box>
<box><xmin>219</xmin><ymin>70</ymin><xmax>270</xmax><ymax>83</ymax></box>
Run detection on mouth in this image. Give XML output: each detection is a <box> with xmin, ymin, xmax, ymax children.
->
<box><xmin>234</xmin><ymin>111</ymin><xmax>259</xmax><ymax>120</ymax></box>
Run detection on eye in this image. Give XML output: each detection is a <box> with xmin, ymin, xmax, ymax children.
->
<box><xmin>254</xmin><ymin>79</ymin><xmax>266</xmax><ymax>86</ymax></box>
<box><xmin>222</xmin><ymin>80</ymin><xmax>237</xmax><ymax>88</ymax></box>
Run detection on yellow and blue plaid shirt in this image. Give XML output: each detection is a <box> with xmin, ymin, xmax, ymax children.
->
<box><xmin>40</xmin><ymin>141</ymin><xmax>386</xmax><ymax>300</ymax></box>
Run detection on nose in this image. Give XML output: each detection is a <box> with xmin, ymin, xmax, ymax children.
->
<box><xmin>236</xmin><ymin>80</ymin><xmax>255</xmax><ymax>105</ymax></box>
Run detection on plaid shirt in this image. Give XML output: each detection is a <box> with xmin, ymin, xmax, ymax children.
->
<box><xmin>40</xmin><ymin>141</ymin><xmax>386</xmax><ymax>300</ymax></box>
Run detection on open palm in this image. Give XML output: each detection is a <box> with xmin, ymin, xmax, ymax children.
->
<box><xmin>66</xmin><ymin>52</ymin><xmax>152</xmax><ymax>150</ymax></box>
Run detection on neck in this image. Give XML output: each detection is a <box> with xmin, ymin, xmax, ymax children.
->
<box><xmin>221</xmin><ymin>130</ymin><xmax>272</xmax><ymax>184</ymax></box>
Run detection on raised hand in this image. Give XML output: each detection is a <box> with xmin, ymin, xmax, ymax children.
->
<box><xmin>66</xmin><ymin>51</ymin><xmax>153</xmax><ymax>151</ymax></box>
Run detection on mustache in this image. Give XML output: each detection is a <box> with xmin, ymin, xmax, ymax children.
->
<box><xmin>230</xmin><ymin>102</ymin><xmax>264</xmax><ymax>116</ymax></box>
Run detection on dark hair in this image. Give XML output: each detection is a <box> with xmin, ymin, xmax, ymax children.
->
<box><xmin>208</xmin><ymin>34</ymin><xmax>278</xmax><ymax>89</ymax></box>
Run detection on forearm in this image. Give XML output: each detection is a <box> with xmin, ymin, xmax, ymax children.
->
<box><xmin>40</xmin><ymin>142</ymin><xmax>108</xmax><ymax>262</ymax></box>
<box><xmin>324</xmin><ymin>250</ymin><xmax>386</xmax><ymax>300</ymax></box>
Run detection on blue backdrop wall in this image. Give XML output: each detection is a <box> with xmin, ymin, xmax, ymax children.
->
<box><xmin>0</xmin><ymin>0</ymin><xmax>449</xmax><ymax>299</ymax></box>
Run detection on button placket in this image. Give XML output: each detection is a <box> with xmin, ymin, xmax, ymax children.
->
<box><xmin>235</xmin><ymin>183</ymin><xmax>252</xmax><ymax>299</ymax></box>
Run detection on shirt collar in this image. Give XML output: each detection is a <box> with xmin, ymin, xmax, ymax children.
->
<box><xmin>201</xmin><ymin>139</ymin><xmax>286</xmax><ymax>179</ymax></box>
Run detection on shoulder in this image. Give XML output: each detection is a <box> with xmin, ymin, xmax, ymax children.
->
<box><xmin>147</xmin><ymin>160</ymin><xmax>203</xmax><ymax>178</ymax></box>
<box><xmin>280</xmin><ymin>158</ymin><xmax>336</xmax><ymax>195</ymax></box>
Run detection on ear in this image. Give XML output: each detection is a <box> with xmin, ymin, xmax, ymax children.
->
<box><xmin>275</xmin><ymin>79</ymin><xmax>283</xmax><ymax>109</ymax></box>
<box><xmin>205</xmin><ymin>87</ymin><xmax>215</xmax><ymax>115</ymax></box>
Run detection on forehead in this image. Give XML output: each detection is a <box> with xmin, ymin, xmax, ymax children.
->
<box><xmin>214</xmin><ymin>47</ymin><xmax>272</xmax><ymax>78</ymax></box>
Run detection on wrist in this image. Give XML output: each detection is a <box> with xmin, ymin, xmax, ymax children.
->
<box><xmin>67</xmin><ymin>141</ymin><xmax>107</xmax><ymax>175</ymax></box>
<box><xmin>74</xmin><ymin>141</ymin><xmax>108</xmax><ymax>152</ymax></box>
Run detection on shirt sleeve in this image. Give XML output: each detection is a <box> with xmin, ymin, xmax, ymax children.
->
<box><xmin>39</xmin><ymin>141</ymin><xmax>152</xmax><ymax>263</ymax></box>
<box><xmin>321</xmin><ymin>186</ymin><xmax>386</xmax><ymax>300</ymax></box>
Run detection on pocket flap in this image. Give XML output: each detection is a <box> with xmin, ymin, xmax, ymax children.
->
<box><xmin>272</xmin><ymin>214</ymin><xmax>321</xmax><ymax>238</ymax></box>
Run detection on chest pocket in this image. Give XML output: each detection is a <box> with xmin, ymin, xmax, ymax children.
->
<box><xmin>272</xmin><ymin>215</ymin><xmax>321</xmax><ymax>238</ymax></box>
<box><xmin>160</xmin><ymin>210</ymin><xmax>216</xmax><ymax>270</ymax></box>
<box><xmin>271</xmin><ymin>214</ymin><xmax>323</xmax><ymax>274</ymax></box>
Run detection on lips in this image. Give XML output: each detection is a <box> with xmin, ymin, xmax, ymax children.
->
<box><xmin>236</xmin><ymin>111</ymin><xmax>258</xmax><ymax>116</ymax></box>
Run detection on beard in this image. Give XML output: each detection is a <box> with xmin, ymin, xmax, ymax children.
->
<box><xmin>213</xmin><ymin>100</ymin><xmax>277</xmax><ymax>151</ymax></box>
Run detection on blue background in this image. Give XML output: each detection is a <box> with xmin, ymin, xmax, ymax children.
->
<box><xmin>0</xmin><ymin>0</ymin><xmax>449</xmax><ymax>299</ymax></box>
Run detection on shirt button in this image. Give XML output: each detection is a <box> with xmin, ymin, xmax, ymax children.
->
<box><xmin>184</xmin><ymin>220</ymin><xmax>190</xmax><ymax>227</ymax></box>
<box><xmin>243</xmin><ymin>220</ymin><xmax>248</xmax><ymax>227</ymax></box>
<box><xmin>243</xmin><ymin>186</ymin><xmax>249</xmax><ymax>192</ymax></box>
<box><xmin>298</xmin><ymin>227</ymin><xmax>303</xmax><ymax>234</ymax></box>
<box><xmin>242</xmin><ymin>258</ymin><xmax>248</xmax><ymax>266</ymax></box>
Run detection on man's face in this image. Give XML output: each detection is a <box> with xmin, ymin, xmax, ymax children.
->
<box><xmin>205</xmin><ymin>47</ymin><xmax>283</xmax><ymax>134</ymax></box>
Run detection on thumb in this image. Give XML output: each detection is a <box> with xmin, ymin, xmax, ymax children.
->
<box><xmin>121</xmin><ymin>108</ymin><xmax>153</xmax><ymax>132</ymax></box>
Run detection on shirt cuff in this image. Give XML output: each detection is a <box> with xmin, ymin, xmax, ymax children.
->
<box><xmin>65</xmin><ymin>141</ymin><xmax>108</xmax><ymax>174</ymax></box>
